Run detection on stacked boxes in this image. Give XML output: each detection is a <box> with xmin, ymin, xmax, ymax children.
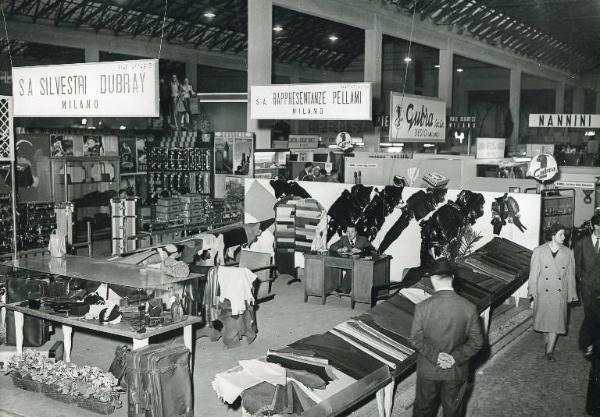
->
<box><xmin>179</xmin><ymin>194</ymin><xmax>207</xmax><ymax>225</ymax></box>
<box><xmin>153</xmin><ymin>198</ymin><xmax>183</xmax><ymax>223</ymax></box>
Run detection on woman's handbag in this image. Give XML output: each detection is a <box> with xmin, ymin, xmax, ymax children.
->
<box><xmin>48</xmin><ymin>229</ymin><xmax>67</xmax><ymax>258</ymax></box>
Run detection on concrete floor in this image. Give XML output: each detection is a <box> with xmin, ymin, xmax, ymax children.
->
<box><xmin>1</xmin><ymin>240</ymin><xmax>586</xmax><ymax>417</ymax></box>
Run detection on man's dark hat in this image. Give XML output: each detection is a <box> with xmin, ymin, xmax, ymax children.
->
<box><xmin>424</xmin><ymin>257</ymin><xmax>457</xmax><ymax>277</ymax></box>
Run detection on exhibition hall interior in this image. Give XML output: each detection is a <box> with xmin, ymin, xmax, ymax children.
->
<box><xmin>1</xmin><ymin>0</ymin><xmax>600</xmax><ymax>416</ymax></box>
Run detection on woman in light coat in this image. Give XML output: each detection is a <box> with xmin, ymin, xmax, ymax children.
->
<box><xmin>528</xmin><ymin>223</ymin><xmax>578</xmax><ymax>361</ymax></box>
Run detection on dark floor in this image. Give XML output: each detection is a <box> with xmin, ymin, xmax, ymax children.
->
<box><xmin>0</xmin><ymin>241</ymin><xmax>591</xmax><ymax>417</ymax></box>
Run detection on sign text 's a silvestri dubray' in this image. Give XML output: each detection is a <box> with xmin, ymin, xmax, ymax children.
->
<box><xmin>12</xmin><ymin>59</ymin><xmax>159</xmax><ymax>117</ymax></box>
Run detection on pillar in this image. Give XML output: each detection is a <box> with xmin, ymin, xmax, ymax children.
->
<box><xmin>185</xmin><ymin>62</ymin><xmax>198</xmax><ymax>89</ymax></box>
<box><xmin>438</xmin><ymin>48</ymin><xmax>453</xmax><ymax>110</ymax></box>
<box><xmin>509</xmin><ymin>67</ymin><xmax>522</xmax><ymax>151</ymax></box>
<box><xmin>85</xmin><ymin>47</ymin><xmax>99</xmax><ymax>62</ymax></box>
<box><xmin>573</xmin><ymin>86</ymin><xmax>585</xmax><ymax>114</ymax></box>
<box><xmin>595</xmin><ymin>90</ymin><xmax>600</xmax><ymax>114</ymax></box>
<box><xmin>247</xmin><ymin>0</ymin><xmax>272</xmax><ymax>149</ymax></box>
<box><xmin>555</xmin><ymin>82</ymin><xmax>565</xmax><ymax>113</ymax></box>
<box><xmin>363</xmin><ymin>16</ymin><xmax>382</xmax><ymax>151</ymax></box>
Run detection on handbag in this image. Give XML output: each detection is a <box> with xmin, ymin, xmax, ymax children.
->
<box><xmin>48</xmin><ymin>230</ymin><xmax>67</xmax><ymax>258</ymax></box>
<box><xmin>109</xmin><ymin>345</ymin><xmax>131</xmax><ymax>386</ymax></box>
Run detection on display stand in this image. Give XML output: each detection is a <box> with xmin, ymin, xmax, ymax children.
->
<box><xmin>525</xmin><ymin>187</ymin><xmax>576</xmax><ymax>243</ymax></box>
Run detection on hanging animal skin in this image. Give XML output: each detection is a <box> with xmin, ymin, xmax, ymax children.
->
<box><xmin>491</xmin><ymin>193</ymin><xmax>527</xmax><ymax>234</ymax></box>
<box><xmin>355</xmin><ymin>184</ymin><xmax>405</xmax><ymax>241</ymax></box>
<box><xmin>326</xmin><ymin>184</ymin><xmax>374</xmax><ymax>241</ymax></box>
<box><xmin>270</xmin><ymin>179</ymin><xmax>311</xmax><ymax>199</ymax></box>
<box><xmin>420</xmin><ymin>190</ymin><xmax>485</xmax><ymax>265</ymax></box>
<box><xmin>378</xmin><ymin>187</ymin><xmax>448</xmax><ymax>254</ymax></box>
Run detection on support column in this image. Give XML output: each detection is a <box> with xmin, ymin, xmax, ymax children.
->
<box><xmin>573</xmin><ymin>86</ymin><xmax>585</xmax><ymax>113</ymax></box>
<box><xmin>364</xmin><ymin>16</ymin><xmax>382</xmax><ymax>151</ymax></box>
<box><xmin>185</xmin><ymin>62</ymin><xmax>198</xmax><ymax>88</ymax></box>
<box><xmin>595</xmin><ymin>90</ymin><xmax>600</xmax><ymax>114</ymax></box>
<box><xmin>509</xmin><ymin>68</ymin><xmax>522</xmax><ymax>151</ymax></box>
<box><xmin>438</xmin><ymin>48</ymin><xmax>453</xmax><ymax>110</ymax></box>
<box><xmin>85</xmin><ymin>47</ymin><xmax>99</xmax><ymax>62</ymax></box>
<box><xmin>555</xmin><ymin>82</ymin><xmax>565</xmax><ymax>113</ymax></box>
<box><xmin>247</xmin><ymin>0</ymin><xmax>272</xmax><ymax>149</ymax></box>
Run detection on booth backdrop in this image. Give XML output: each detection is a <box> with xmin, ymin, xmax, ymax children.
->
<box><xmin>245</xmin><ymin>178</ymin><xmax>541</xmax><ymax>282</ymax></box>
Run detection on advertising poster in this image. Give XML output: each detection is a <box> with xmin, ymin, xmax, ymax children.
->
<box><xmin>136</xmin><ymin>138</ymin><xmax>147</xmax><ymax>172</ymax></box>
<box><xmin>50</xmin><ymin>134</ymin><xmax>73</xmax><ymax>157</ymax></box>
<box><xmin>233</xmin><ymin>136</ymin><xmax>253</xmax><ymax>176</ymax></box>
<box><xmin>15</xmin><ymin>134</ymin><xmax>52</xmax><ymax>201</ymax></box>
<box><xmin>119</xmin><ymin>137</ymin><xmax>136</xmax><ymax>173</ymax></box>
<box><xmin>83</xmin><ymin>135</ymin><xmax>103</xmax><ymax>156</ymax></box>
<box><xmin>214</xmin><ymin>133</ymin><xmax>234</xmax><ymax>174</ymax></box>
<box><xmin>389</xmin><ymin>92</ymin><xmax>446</xmax><ymax>142</ymax></box>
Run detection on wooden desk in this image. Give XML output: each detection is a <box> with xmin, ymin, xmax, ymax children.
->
<box><xmin>304</xmin><ymin>253</ymin><xmax>391</xmax><ymax>308</ymax></box>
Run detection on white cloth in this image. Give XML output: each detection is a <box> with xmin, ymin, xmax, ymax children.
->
<box><xmin>217</xmin><ymin>266</ymin><xmax>257</xmax><ymax>315</ymax></box>
<box><xmin>192</xmin><ymin>233</ymin><xmax>225</xmax><ymax>265</ymax></box>
<box><xmin>212</xmin><ymin>368</ymin><xmax>261</xmax><ymax>404</ymax></box>
<box><xmin>310</xmin><ymin>210</ymin><xmax>328</xmax><ymax>252</ymax></box>
<box><xmin>239</xmin><ymin>359</ymin><xmax>286</xmax><ymax>386</ymax></box>
<box><xmin>399</xmin><ymin>287</ymin><xmax>431</xmax><ymax>304</ymax></box>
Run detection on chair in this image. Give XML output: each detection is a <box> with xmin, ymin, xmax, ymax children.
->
<box><xmin>238</xmin><ymin>249</ymin><xmax>277</xmax><ymax>304</ymax></box>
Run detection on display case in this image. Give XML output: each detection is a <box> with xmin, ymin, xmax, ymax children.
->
<box><xmin>0</xmin><ymin>255</ymin><xmax>202</xmax><ymax>353</ymax></box>
<box><xmin>540</xmin><ymin>188</ymin><xmax>575</xmax><ymax>238</ymax></box>
<box><xmin>253</xmin><ymin>149</ymin><xmax>290</xmax><ymax>179</ymax></box>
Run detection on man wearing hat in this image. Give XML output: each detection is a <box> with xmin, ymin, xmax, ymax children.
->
<box><xmin>410</xmin><ymin>257</ymin><xmax>484</xmax><ymax>417</ymax></box>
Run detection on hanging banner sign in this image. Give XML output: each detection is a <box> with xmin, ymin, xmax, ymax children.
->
<box><xmin>389</xmin><ymin>92</ymin><xmax>446</xmax><ymax>142</ymax></box>
<box><xmin>527</xmin><ymin>153</ymin><xmax>559</xmax><ymax>182</ymax></box>
<box><xmin>250</xmin><ymin>83</ymin><xmax>372</xmax><ymax>120</ymax></box>
<box><xmin>12</xmin><ymin>59</ymin><xmax>159</xmax><ymax>117</ymax></box>
<box><xmin>447</xmin><ymin>115</ymin><xmax>476</xmax><ymax>129</ymax></box>
<box><xmin>528</xmin><ymin>114</ymin><xmax>600</xmax><ymax>128</ymax></box>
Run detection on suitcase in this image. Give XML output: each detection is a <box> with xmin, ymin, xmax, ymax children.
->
<box><xmin>5</xmin><ymin>277</ymin><xmax>51</xmax><ymax>347</ymax></box>
<box><xmin>124</xmin><ymin>344</ymin><xmax>193</xmax><ymax>417</ymax></box>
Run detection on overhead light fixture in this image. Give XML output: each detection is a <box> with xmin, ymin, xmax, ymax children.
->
<box><xmin>456</xmin><ymin>68</ymin><xmax>464</xmax><ymax>73</ymax></box>
<box><xmin>273</xmin><ymin>25</ymin><xmax>283</xmax><ymax>32</ymax></box>
<box><xmin>119</xmin><ymin>125</ymin><xmax>126</xmax><ymax>130</ymax></box>
<box><xmin>329</xmin><ymin>35</ymin><xmax>338</xmax><ymax>42</ymax></box>
<box><xmin>81</xmin><ymin>118</ymin><xmax>87</xmax><ymax>125</ymax></box>
<box><xmin>403</xmin><ymin>57</ymin><xmax>412</xmax><ymax>63</ymax></box>
<box><xmin>423</xmin><ymin>143</ymin><xmax>435</xmax><ymax>148</ymax></box>
<box><xmin>203</xmin><ymin>11</ymin><xmax>216</xmax><ymax>18</ymax></box>
<box><xmin>585</xmin><ymin>130</ymin><xmax>596</xmax><ymax>136</ymax></box>
<box><xmin>434</xmin><ymin>64</ymin><xmax>440</xmax><ymax>68</ymax></box>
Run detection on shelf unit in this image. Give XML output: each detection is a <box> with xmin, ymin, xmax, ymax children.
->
<box><xmin>147</xmin><ymin>141</ymin><xmax>213</xmax><ymax>197</ymax></box>
<box><xmin>540</xmin><ymin>188</ymin><xmax>576</xmax><ymax>242</ymax></box>
<box><xmin>50</xmin><ymin>156</ymin><xmax>120</xmax><ymax>234</ymax></box>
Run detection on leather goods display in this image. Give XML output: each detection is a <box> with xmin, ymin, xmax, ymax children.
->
<box><xmin>326</xmin><ymin>184</ymin><xmax>373</xmax><ymax>241</ymax></box>
<box><xmin>124</xmin><ymin>343</ymin><xmax>193</xmax><ymax>417</ymax></box>
<box><xmin>5</xmin><ymin>276</ymin><xmax>51</xmax><ymax>347</ymax></box>
<box><xmin>269</xmin><ymin>179</ymin><xmax>311</xmax><ymax>199</ymax></box>
<box><xmin>355</xmin><ymin>185</ymin><xmax>405</xmax><ymax>242</ymax></box>
<box><xmin>59</xmin><ymin>165</ymin><xmax>86</xmax><ymax>184</ymax></box>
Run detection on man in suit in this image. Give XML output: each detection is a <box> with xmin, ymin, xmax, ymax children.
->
<box><xmin>410</xmin><ymin>258</ymin><xmax>484</xmax><ymax>417</ymax></box>
<box><xmin>296</xmin><ymin>162</ymin><xmax>313</xmax><ymax>181</ymax></box>
<box><xmin>329</xmin><ymin>225</ymin><xmax>372</xmax><ymax>293</ymax></box>
<box><xmin>575</xmin><ymin>213</ymin><xmax>600</xmax><ymax>318</ymax></box>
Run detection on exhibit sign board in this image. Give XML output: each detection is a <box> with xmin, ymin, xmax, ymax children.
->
<box><xmin>250</xmin><ymin>83</ymin><xmax>372</xmax><ymax>120</ymax></box>
<box><xmin>389</xmin><ymin>92</ymin><xmax>446</xmax><ymax>142</ymax></box>
<box><xmin>476</xmin><ymin>138</ymin><xmax>505</xmax><ymax>159</ymax></box>
<box><xmin>528</xmin><ymin>114</ymin><xmax>600</xmax><ymax>128</ymax></box>
<box><xmin>288</xmin><ymin>134</ymin><xmax>320</xmax><ymax>149</ymax></box>
<box><xmin>12</xmin><ymin>59</ymin><xmax>159</xmax><ymax>117</ymax></box>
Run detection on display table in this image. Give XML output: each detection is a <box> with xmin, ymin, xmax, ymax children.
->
<box><xmin>304</xmin><ymin>252</ymin><xmax>391</xmax><ymax>308</ymax></box>
<box><xmin>0</xmin><ymin>255</ymin><xmax>203</xmax><ymax>363</ymax></box>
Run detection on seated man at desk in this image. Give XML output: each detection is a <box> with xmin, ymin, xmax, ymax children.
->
<box><xmin>329</xmin><ymin>225</ymin><xmax>373</xmax><ymax>293</ymax></box>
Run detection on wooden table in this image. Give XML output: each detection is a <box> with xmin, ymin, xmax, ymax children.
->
<box><xmin>0</xmin><ymin>255</ymin><xmax>203</xmax><ymax>363</ymax></box>
<box><xmin>304</xmin><ymin>252</ymin><xmax>391</xmax><ymax>308</ymax></box>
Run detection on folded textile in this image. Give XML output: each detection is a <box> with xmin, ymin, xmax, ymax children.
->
<box><xmin>362</xmin><ymin>294</ymin><xmax>416</xmax><ymax>340</ymax></box>
<box><xmin>239</xmin><ymin>359</ymin><xmax>287</xmax><ymax>387</ymax></box>
<box><xmin>286</xmin><ymin>369</ymin><xmax>327</xmax><ymax>389</ymax></box>
<box><xmin>217</xmin><ymin>266</ymin><xmax>257</xmax><ymax>316</ymax></box>
<box><xmin>399</xmin><ymin>287</ymin><xmax>431</xmax><ymax>304</ymax></box>
<box><xmin>266</xmin><ymin>351</ymin><xmax>334</xmax><ymax>383</ymax></box>
<box><xmin>286</xmin><ymin>332</ymin><xmax>385</xmax><ymax>380</ymax></box>
<box><xmin>328</xmin><ymin>329</ymin><xmax>397</xmax><ymax>369</ymax></box>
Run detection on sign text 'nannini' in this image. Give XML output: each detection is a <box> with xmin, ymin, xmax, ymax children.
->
<box><xmin>528</xmin><ymin>114</ymin><xmax>600</xmax><ymax>128</ymax></box>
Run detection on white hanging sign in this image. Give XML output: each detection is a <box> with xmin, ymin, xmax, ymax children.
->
<box><xmin>250</xmin><ymin>83</ymin><xmax>372</xmax><ymax>120</ymax></box>
<box><xmin>389</xmin><ymin>92</ymin><xmax>446</xmax><ymax>142</ymax></box>
<box><xmin>528</xmin><ymin>114</ymin><xmax>600</xmax><ymax>128</ymax></box>
<box><xmin>12</xmin><ymin>59</ymin><xmax>159</xmax><ymax>117</ymax></box>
